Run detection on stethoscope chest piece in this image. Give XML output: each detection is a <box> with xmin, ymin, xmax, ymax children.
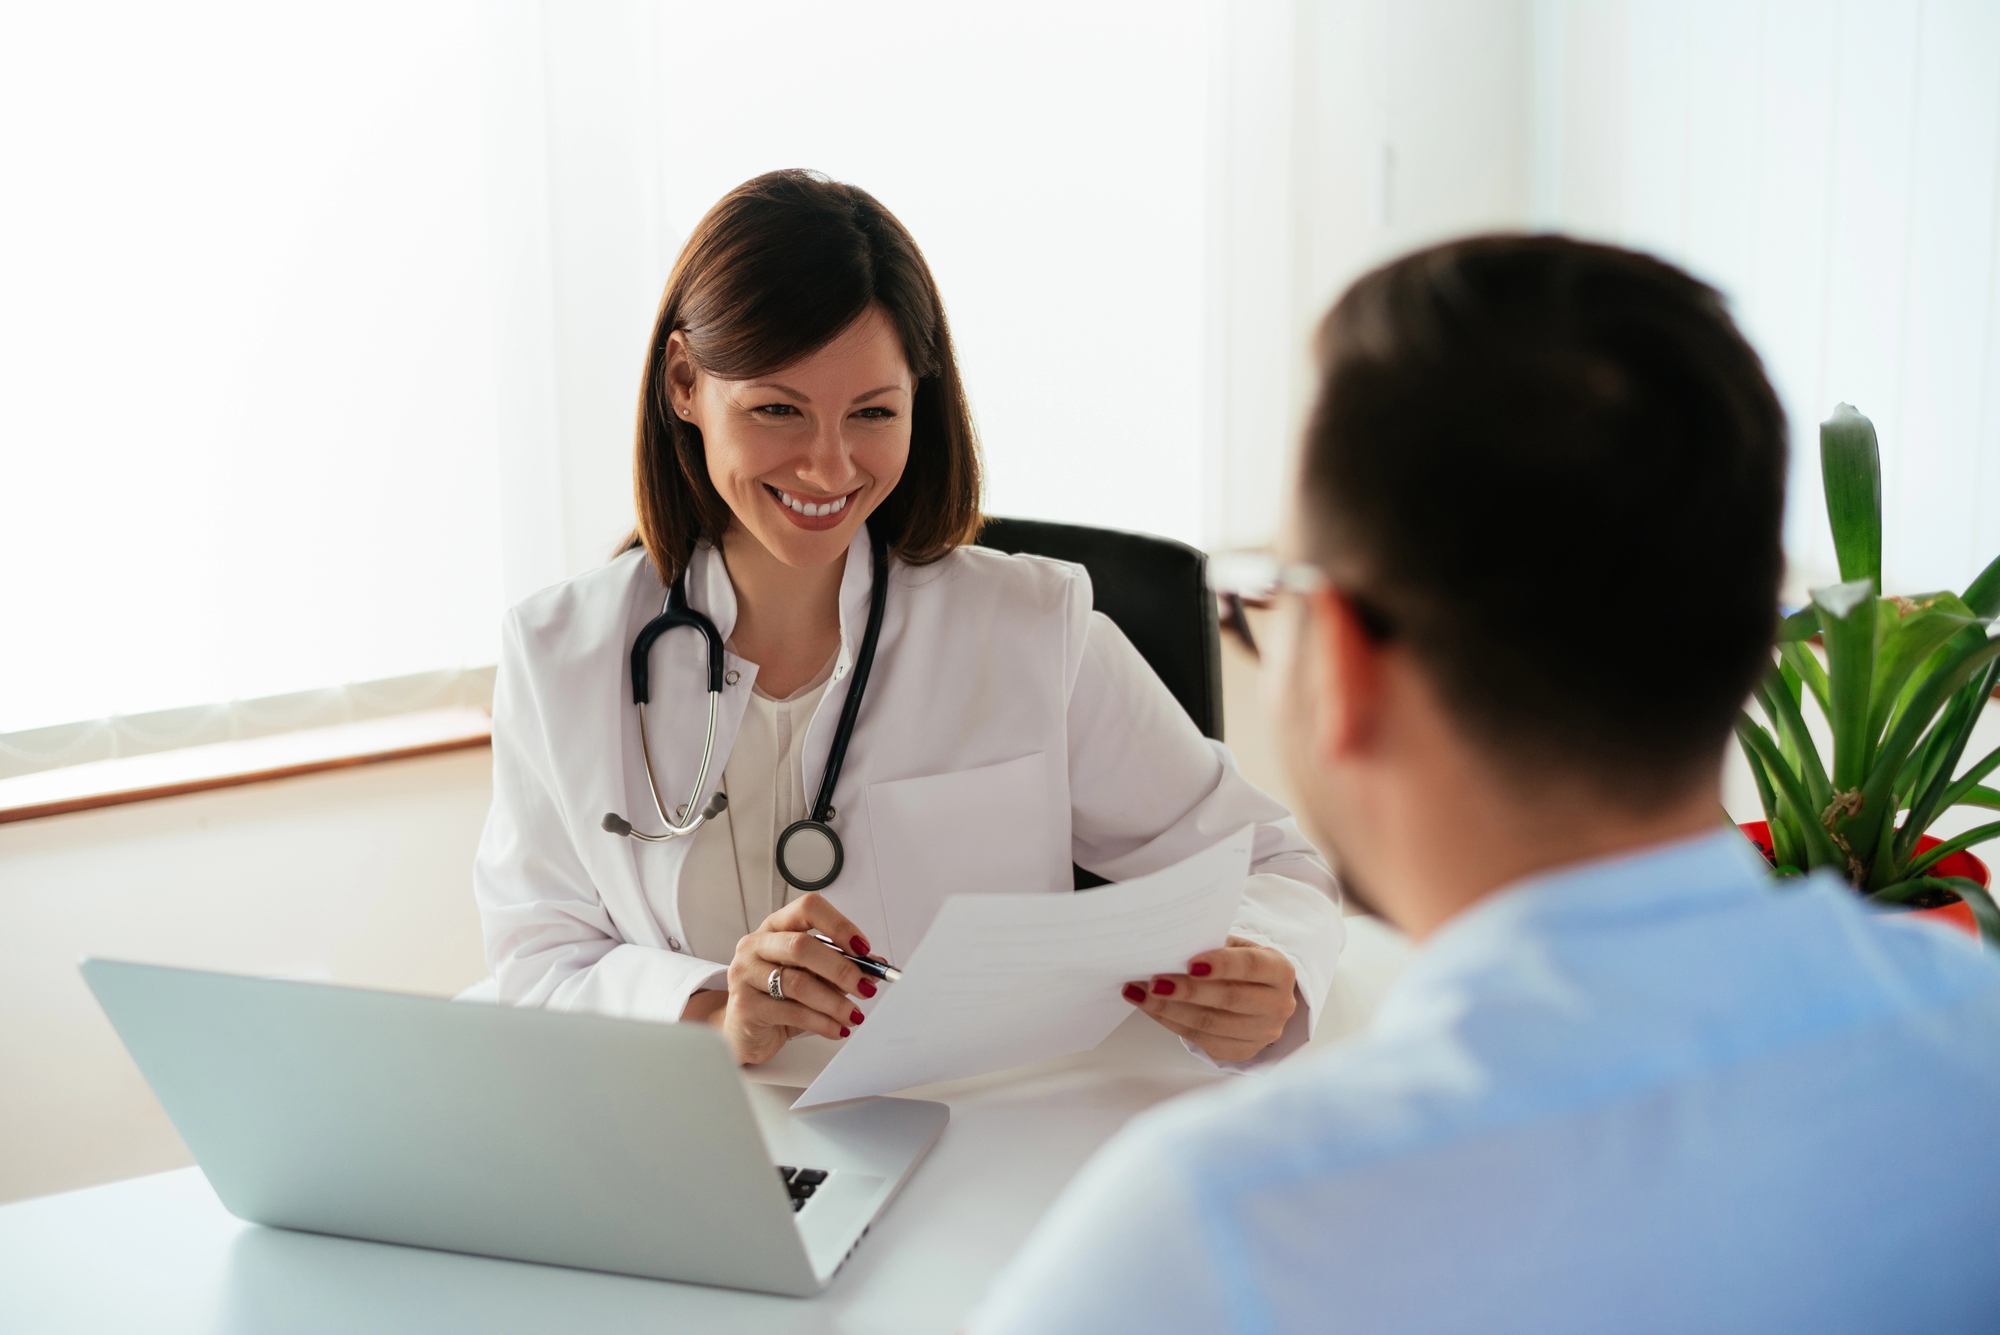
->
<box><xmin>776</xmin><ymin>819</ymin><xmax>843</xmax><ymax>892</ymax></box>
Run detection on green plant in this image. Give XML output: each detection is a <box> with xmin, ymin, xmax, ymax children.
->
<box><xmin>1736</xmin><ymin>404</ymin><xmax>2000</xmax><ymax>945</ymax></box>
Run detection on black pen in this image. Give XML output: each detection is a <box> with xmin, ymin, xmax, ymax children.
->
<box><xmin>808</xmin><ymin>930</ymin><xmax>902</xmax><ymax>983</ymax></box>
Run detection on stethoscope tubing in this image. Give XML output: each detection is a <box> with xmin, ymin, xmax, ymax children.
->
<box><xmin>807</xmin><ymin>531</ymin><xmax>889</xmax><ymax>824</ymax></box>
<box><xmin>606</xmin><ymin>532</ymin><xmax>888</xmax><ymax>889</ymax></box>
<box><xmin>627</xmin><ymin>691</ymin><xmax>721</xmax><ymax>842</ymax></box>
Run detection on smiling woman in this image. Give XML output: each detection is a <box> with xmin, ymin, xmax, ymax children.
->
<box><xmin>627</xmin><ymin>170</ymin><xmax>982</xmax><ymax>595</ymax></box>
<box><xmin>473</xmin><ymin>168</ymin><xmax>1347</xmax><ymax>1079</ymax></box>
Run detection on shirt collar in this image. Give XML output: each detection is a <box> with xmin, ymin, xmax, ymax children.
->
<box><xmin>685</xmin><ymin>522</ymin><xmax>877</xmax><ymax>668</ymax></box>
<box><xmin>1371</xmin><ymin>827</ymin><xmax>1774</xmax><ymax>1035</ymax></box>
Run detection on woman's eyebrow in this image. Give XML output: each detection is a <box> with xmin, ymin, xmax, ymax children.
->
<box><xmin>740</xmin><ymin>381</ymin><xmax>807</xmax><ymax>400</ymax></box>
<box><xmin>851</xmin><ymin>384</ymin><xmax>907</xmax><ymax>404</ymax></box>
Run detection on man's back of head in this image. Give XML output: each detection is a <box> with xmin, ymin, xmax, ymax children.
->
<box><xmin>974</xmin><ymin>235</ymin><xmax>2000</xmax><ymax>1335</ymax></box>
<box><xmin>1300</xmin><ymin>233</ymin><xmax>1785</xmax><ymax>806</ymax></box>
<box><xmin>1271</xmin><ymin>235</ymin><xmax>1790</xmax><ymax>934</ymax></box>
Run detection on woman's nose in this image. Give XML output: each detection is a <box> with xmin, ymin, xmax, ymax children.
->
<box><xmin>794</xmin><ymin>420</ymin><xmax>860</xmax><ymax>490</ymax></box>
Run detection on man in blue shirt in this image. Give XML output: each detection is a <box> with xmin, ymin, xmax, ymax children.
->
<box><xmin>974</xmin><ymin>236</ymin><xmax>2000</xmax><ymax>1333</ymax></box>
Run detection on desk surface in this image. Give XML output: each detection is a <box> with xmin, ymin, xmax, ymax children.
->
<box><xmin>0</xmin><ymin>918</ymin><xmax>1410</xmax><ymax>1335</ymax></box>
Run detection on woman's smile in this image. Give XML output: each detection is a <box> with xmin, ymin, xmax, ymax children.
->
<box><xmin>765</xmin><ymin>482</ymin><xmax>859</xmax><ymax>530</ymax></box>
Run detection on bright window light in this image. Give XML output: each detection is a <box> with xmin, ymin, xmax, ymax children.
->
<box><xmin>0</xmin><ymin>3</ymin><xmax>502</xmax><ymax>736</ymax></box>
<box><xmin>1</xmin><ymin>0</ymin><xmax>1210</xmax><ymax>745</ymax></box>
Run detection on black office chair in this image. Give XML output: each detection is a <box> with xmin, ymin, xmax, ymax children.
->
<box><xmin>976</xmin><ymin>517</ymin><xmax>1225</xmax><ymax>890</ymax></box>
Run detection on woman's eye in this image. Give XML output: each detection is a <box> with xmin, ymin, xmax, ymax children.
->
<box><xmin>854</xmin><ymin>407</ymin><xmax>895</xmax><ymax>420</ymax></box>
<box><xmin>752</xmin><ymin>403</ymin><xmax>800</xmax><ymax>418</ymax></box>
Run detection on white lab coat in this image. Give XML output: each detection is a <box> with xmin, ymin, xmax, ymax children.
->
<box><xmin>474</xmin><ymin>526</ymin><xmax>1346</xmax><ymax>1063</ymax></box>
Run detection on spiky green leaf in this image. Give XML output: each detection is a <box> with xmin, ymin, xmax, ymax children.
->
<box><xmin>1739</xmin><ymin>725</ymin><xmax>1807</xmax><ymax>870</ymax></box>
<box><xmin>1869</xmin><ymin>606</ymin><xmax>1980</xmax><ymax>744</ymax></box>
<box><xmin>1956</xmin><ymin>784</ymin><xmax>2000</xmax><ymax>811</ymax></box>
<box><xmin>1779</xmin><ymin>641</ymin><xmax>1831</xmax><ymax>718</ymax></box>
<box><xmin>1953</xmin><ymin>878</ymin><xmax>2000</xmax><ymax>947</ymax></box>
<box><xmin>1821</xmin><ymin>403</ymin><xmax>1882</xmax><ymax>589</ymax></box>
<box><xmin>1902</xmin><ymin>821</ymin><xmax>2000</xmax><ymax>881</ymax></box>
<box><xmin>1964</xmin><ymin>552</ymin><xmax>2000</xmax><ymax>618</ymax></box>
<box><xmin>1813</xmin><ymin>580</ymin><xmax>1880</xmax><ymax>791</ymax></box>
<box><xmin>1900</xmin><ymin>660</ymin><xmax>2000</xmax><ymax>864</ymax></box>
<box><xmin>1777</xmin><ymin>606</ymin><xmax>1822</xmax><ymax>643</ymax></box>
<box><xmin>1736</xmin><ymin>716</ymin><xmax>1844</xmax><ymax>871</ymax></box>
<box><xmin>1754</xmin><ymin>675</ymin><xmax>1833</xmax><ymax>814</ymax></box>
<box><xmin>1859</xmin><ymin>636</ymin><xmax>2000</xmax><ymax>878</ymax></box>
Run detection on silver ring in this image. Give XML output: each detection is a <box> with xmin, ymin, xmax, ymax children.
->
<box><xmin>767</xmin><ymin>967</ymin><xmax>785</xmax><ymax>1001</ymax></box>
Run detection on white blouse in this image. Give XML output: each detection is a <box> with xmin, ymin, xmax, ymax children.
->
<box><xmin>662</xmin><ymin>650</ymin><xmax>838</xmax><ymax>982</ymax></box>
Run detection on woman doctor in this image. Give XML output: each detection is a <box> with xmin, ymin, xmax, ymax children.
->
<box><xmin>474</xmin><ymin>170</ymin><xmax>1345</xmax><ymax>1069</ymax></box>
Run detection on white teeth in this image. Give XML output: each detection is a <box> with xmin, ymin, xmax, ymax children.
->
<box><xmin>774</xmin><ymin>487</ymin><xmax>848</xmax><ymax>518</ymax></box>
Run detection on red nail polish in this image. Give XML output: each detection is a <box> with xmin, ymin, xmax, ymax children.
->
<box><xmin>1152</xmin><ymin>979</ymin><xmax>1175</xmax><ymax>995</ymax></box>
<box><xmin>1122</xmin><ymin>983</ymin><xmax>1146</xmax><ymax>1003</ymax></box>
<box><xmin>850</xmin><ymin>1009</ymin><xmax>865</xmax><ymax>1024</ymax></box>
<box><xmin>1190</xmin><ymin>961</ymin><xmax>1213</xmax><ymax>977</ymax></box>
<box><xmin>839</xmin><ymin>1025</ymin><xmax>850</xmax><ymax>1037</ymax></box>
<box><xmin>857</xmin><ymin>978</ymin><xmax>877</xmax><ymax>998</ymax></box>
<box><xmin>850</xmin><ymin>936</ymin><xmax>870</xmax><ymax>956</ymax></box>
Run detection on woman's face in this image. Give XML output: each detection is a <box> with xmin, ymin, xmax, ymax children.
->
<box><xmin>670</xmin><ymin>305</ymin><xmax>915</xmax><ymax>570</ymax></box>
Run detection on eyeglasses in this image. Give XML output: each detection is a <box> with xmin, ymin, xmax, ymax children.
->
<box><xmin>1206</xmin><ymin>549</ymin><xmax>1397</xmax><ymax>659</ymax></box>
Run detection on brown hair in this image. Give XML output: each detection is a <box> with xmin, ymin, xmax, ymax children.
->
<box><xmin>1301</xmin><ymin>234</ymin><xmax>1786</xmax><ymax>805</ymax></box>
<box><xmin>623</xmin><ymin>169</ymin><xmax>983</xmax><ymax>585</ymax></box>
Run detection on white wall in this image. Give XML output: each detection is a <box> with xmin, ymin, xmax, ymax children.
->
<box><xmin>0</xmin><ymin>751</ymin><xmax>493</xmax><ymax>1205</ymax></box>
<box><xmin>1537</xmin><ymin>0</ymin><xmax>2000</xmax><ymax>600</ymax></box>
<box><xmin>477</xmin><ymin>0</ymin><xmax>1216</xmax><ymax>583</ymax></box>
<box><xmin>1217</xmin><ymin>0</ymin><xmax>2000</xmax><ymax>592</ymax></box>
<box><xmin>1206</xmin><ymin>0</ymin><xmax>1536</xmax><ymax>550</ymax></box>
<box><xmin>479</xmin><ymin>0</ymin><xmax>1541</xmax><ymax>569</ymax></box>
<box><xmin>656</xmin><ymin>1</ymin><xmax>1214</xmax><ymax>549</ymax></box>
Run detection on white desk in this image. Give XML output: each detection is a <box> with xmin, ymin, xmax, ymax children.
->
<box><xmin>0</xmin><ymin>919</ymin><xmax>1410</xmax><ymax>1335</ymax></box>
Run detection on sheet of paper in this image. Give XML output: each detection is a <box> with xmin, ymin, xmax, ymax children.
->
<box><xmin>794</xmin><ymin>825</ymin><xmax>1253</xmax><ymax>1108</ymax></box>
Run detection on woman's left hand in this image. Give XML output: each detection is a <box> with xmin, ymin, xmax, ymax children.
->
<box><xmin>1121</xmin><ymin>936</ymin><xmax>1298</xmax><ymax>1063</ymax></box>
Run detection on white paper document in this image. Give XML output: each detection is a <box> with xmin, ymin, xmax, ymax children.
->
<box><xmin>794</xmin><ymin>825</ymin><xmax>1254</xmax><ymax>1108</ymax></box>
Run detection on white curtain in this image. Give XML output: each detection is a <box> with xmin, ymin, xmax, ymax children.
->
<box><xmin>1537</xmin><ymin>0</ymin><xmax>2000</xmax><ymax>599</ymax></box>
<box><xmin>0</xmin><ymin>3</ymin><xmax>504</xmax><ymax>741</ymax></box>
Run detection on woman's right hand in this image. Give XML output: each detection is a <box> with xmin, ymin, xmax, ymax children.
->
<box><xmin>685</xmin><ymin>892</ymin><xmax>880</xmax><ymax>1065</ymax></box>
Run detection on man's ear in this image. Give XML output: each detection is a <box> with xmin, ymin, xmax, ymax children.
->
<box><xmin>1305</xmin><ymin>585</ymin><xmax>1387</xmax><ymax>767</ymax></box>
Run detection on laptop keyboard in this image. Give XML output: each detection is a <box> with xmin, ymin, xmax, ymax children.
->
<box><xmin>776</xmin><ymin>1165</ymin><xmax>829</xmax><ymax>1212</ymax></box>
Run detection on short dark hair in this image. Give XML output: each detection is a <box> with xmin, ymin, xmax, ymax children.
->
<box><xmin>1300</xmin><ymin>234</ymin><xmax>1787</xmax><ymax>804</ymax></box>
<box><xmin>625</xmin><ymin>169</ymin><xmax>983</xmax><ymax>584</ymax></box>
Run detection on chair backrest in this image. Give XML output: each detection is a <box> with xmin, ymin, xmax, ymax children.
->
<box><xmin>976</xmin><ymin>517</ymin><xmax>1223</xmax><ymax>740</ymax></box>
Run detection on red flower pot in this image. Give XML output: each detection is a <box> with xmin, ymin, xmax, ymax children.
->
<box><xmin>1737</xmin><ymin>820</ymin><xmax>1988</xmax><ymax>938</ymax></box>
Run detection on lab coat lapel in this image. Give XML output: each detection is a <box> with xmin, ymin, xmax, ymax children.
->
<box><xmin>575</xmin><ymin>555</ymin><xmax>679</xmax><ymax>949</ymax></box>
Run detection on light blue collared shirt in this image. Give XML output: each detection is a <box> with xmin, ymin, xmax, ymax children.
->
<box><xmin>974</xmin><ymin>831</ymin><xmax>2000</xmax><ymax>1334</ymax></box>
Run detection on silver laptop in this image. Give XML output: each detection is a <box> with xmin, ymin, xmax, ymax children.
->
<box><xmin>79</xmin><ymin>958</ymin><xmax>947</xmax><ymax>1297</ymax></box>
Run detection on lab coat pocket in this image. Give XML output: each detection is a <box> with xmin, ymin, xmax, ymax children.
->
<box><xmin>865</xmin><ymin>752</ymin><xmax>1060</xmax><ymax>958</ymax></box>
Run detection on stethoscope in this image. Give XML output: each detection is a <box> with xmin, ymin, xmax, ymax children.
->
<box><xmin>600</xmin><ymin>530</ymin><xmax>888</xmax><ymax>894</ymax></box>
